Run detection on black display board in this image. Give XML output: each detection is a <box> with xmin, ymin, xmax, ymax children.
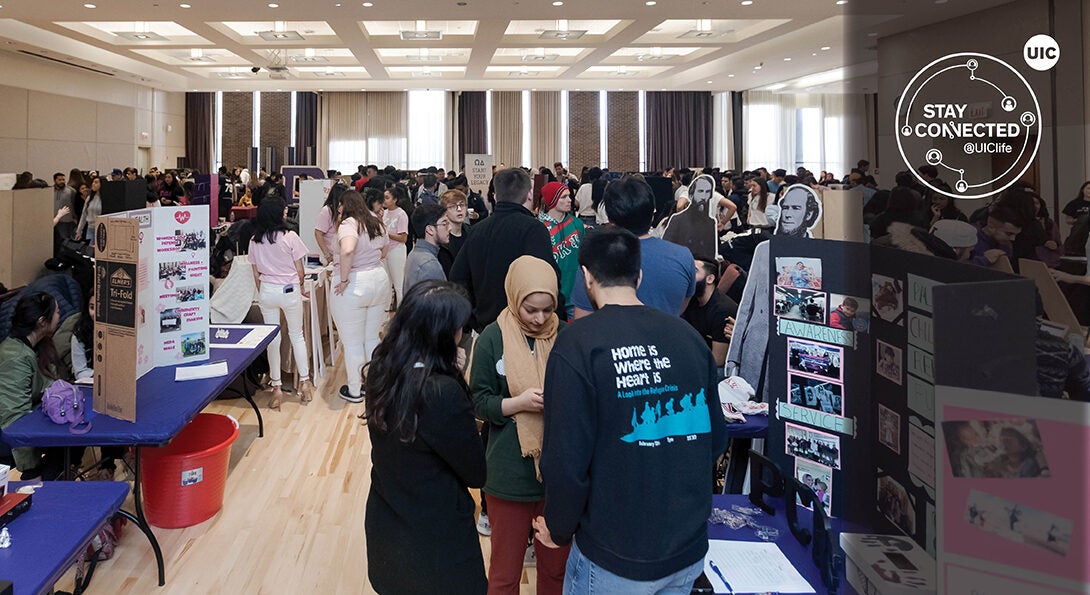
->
<box><xmin>100</xmin><ymin>180</ymin><xmax>147</xmax><ymax>215</ymax></box>
<box><xmin>766</xmin><ymin>238</ymin><xmax>1037</xmax><ymax>556</ymax></box>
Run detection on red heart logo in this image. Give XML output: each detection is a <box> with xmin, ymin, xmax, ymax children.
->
<box><xmin>174</xmin><ymin>211</ymin><xmax>191</xmax><ymax>224</ymax></box>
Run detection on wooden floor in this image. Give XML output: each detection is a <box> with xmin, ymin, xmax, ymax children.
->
<box><xmin>52</xmin><ymin>378</ymin><xmax>537</xmax><ymax>594</ymax></box>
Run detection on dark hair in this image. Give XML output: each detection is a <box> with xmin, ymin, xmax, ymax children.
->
<box><xmin>363</xmin><ymin>187</ymin><xmax>384</xmax><ymax>213</ymax></box>
<box><xmin>1075</xmin><ymin>181</ymin><xmax>1090</xmax><ymax>203</ymax></box>
<box><xmin>917</xmin><ymin>164</ymin><xmax>938</xmax><ymax>179</ymax></box>
<box><xmin>323</xmin><ymin>182</ymin><xmax>348</xmax><ymax>214</ymax></box>
<box><xmin>53</xmin><ymin>172</ymin><xmax>65</xmax><ymax>181</ymax></box>
<box><xmin>583</xmin><ymin>166</ymin><xmax>603</xmax><ymax>185</ymax></box>
<box><xmin>411</xmin><ymin>203</ymin><xmax>445</xmax><ymax>238</ymax></box>
<box><xmin>493</xmin><ymin>168</ymin><xmax>532</xmax><ymax>203</ymax></box>
<box><xmin>387</xmin><ymin>184</ymin><xmax>412</xmax><ymax>212</ymax></box>
<box><xmin>363</xmin><ymin>280</ymin><xmax>472</xmax><ymax>442</ymax></box>
<box><xmin>603</xmin><ymin>175</ymin><xmax>655</xmax><ymax>235</ymax></box>
<box><xmin>252</xmin><ymin>196</ymin><xmax>289</xmax><ymax>244</ymax></box>
<box><xmin>423</xmin><ymin>174</ymin><xmax>438</xmax><ymax>190</ymax></box>
<box><xmin>578</xmin><ymin>227</ymin><xmax>641</xmax><ymax>289</ymax></box>
<box><xmin>750</xmin><ymin>177</ymin><xmax>769</xmax><ymax>212</ymax></box>
<box><xmin>989</xmin><ymin>206</ymin><xmax>1023</xmax><ymax>227</ymax></box>
<box><xmin>590</xmin><ymin>178</ymin><xmax>608</xmax><ymax>211</ymax></box>
<box><xmin>10</xmin><ymin>292</ymin><xmax>61</xmax><ymax>377</ymax></box>
<box><xmin>887</xmin><ymin>186</ymin><xmax>924</xmax><ymax>218</ymax></box>
<box><xmin>697</xmin><ymin>259</ymin><xmax>719</xmax><ymax>284</ymax></box>
<box><xmin>996</xmin><ymin>187</ymin><xmax>1037</xmax><ymax>228</ymax></box>
<box><xmin>340</xmin><ymin>190</ymin><xmax>385</xmax><ymax>240</ymax></box>
<box><xmin>857</xmin><ymin>159</ymin><xmax>870</xmax><ymax>168</ymax></box>
<box><xmin>895</xmin><ymin>171</ymin><xmax>915</xmax><ymax>187</ymax></box>
<box><xmin>75</xmin><ymin>292</ymin><xmax>94</xmax><ymax>355</ymax></box>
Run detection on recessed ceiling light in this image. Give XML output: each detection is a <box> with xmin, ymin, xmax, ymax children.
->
<box><xmin>179</xmin><ymin>2</ymin><xmax>191</xmax><ymax>7</ymax></box>
<box><xmin>267</xmin><ymin>2</ymin><xmax>279</xmax><ymax>6</ymax></box>
<box><xmin>821</xmin><ymin>46</ymin><xmax>831</xmax><ymax>50</ymax></box>
<box><xmin>728</xmin><ymin>74</ymin><xmax>735</xmax><ymax>77</ymax></box>
<box><xmin>645</xmin><ymin>0</ymin><xmax>656</xmax><ymax>4</ymax></box>
<box><xmin>740</xmin><ymin>0</ymin><xmax>753</xmax><ymax>4</ymax></box>
<box><xmin>836</xmin><ymin>0</ymin><xmax>847</xmax><ymax>4</ymax></box>
<box><xmin>552</xmin><ymin>1</ymin><xmax>563</xmax><ymax>5</ymax></box>
<box><xmin>83</xmin><ymin>3</ymin><xmax>96</xmax><ymax>7</ymax></box>
<box><xmin>706</xmin><ymin>80</ymin><xmax>713</xmax><ymax>84</ymax></box>
<box><xmin>754</xmin><ymin>65</ymin><xmax>762</xmax><ymax>70</ymax></box>
<box><xmin>783</xmin><ymin>57</ymin><xmax>791</xmax><ymax>61</ymax></box>
<box><xmin>362</xmin><ymin>1</ymin><xmax>373</xmax><ymax>5</ymax></box>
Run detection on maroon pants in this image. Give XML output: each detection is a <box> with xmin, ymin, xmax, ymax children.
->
<box><xmin>484</xmin><ymin>494</ymin><xmax>570</xmax><ymax>595</ymax></box>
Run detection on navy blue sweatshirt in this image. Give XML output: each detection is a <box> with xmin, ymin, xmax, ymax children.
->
<box><xmin>540</xmin><ymin>304</ymin><xmax>728</xmax><ymax>581</ymax></box>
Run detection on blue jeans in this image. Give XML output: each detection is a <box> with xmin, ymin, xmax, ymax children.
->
<box><xmin>563</xmin><ymin>539</ymin><xmax>705</xmax><ymax>595</ymax></box>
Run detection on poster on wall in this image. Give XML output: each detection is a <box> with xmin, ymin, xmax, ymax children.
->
<box><xmin>465</xmin><ymin>154</ymin><xmax>494</xmax><ymax>194</ymax></box>
<box><xmin>936</xmin><ymin>387</ymin><xmax>1089</xmax><ymax>593</ymax></box>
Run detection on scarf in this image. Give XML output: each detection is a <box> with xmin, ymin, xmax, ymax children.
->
<box><xmin>497</xmin><ymin>255</ymin><xmax>559</xmax><ymax>478</ymax></box>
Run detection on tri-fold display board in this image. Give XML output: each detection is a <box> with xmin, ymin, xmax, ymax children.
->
<box><xmin>94</xmin><ymin>205</ymin><xmax>210</xmax><ymax>421</ymax></box>
<box><xmin>765</xmin><ymin>236</ymin><xmax>1037</xmax><ymax>558</ymax></box>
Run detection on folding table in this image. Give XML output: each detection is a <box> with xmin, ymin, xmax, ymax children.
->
<box><xmin>2</xmin><ymin>324</ymin><xmax>278</xmax><ymax>587</ymax></box>
<box><xmin>1</xmin><ymin>481</ymin><xmax>130</xmax><ymax>595</ymax></box>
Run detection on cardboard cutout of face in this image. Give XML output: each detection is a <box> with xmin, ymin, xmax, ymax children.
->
<box><xmin>662</xmin><ymin>173</ymin><xmax>719</xmax><ymax>262</ymax></box>
<box><xmin>687</xmin><ymin>174</ymin><xmax>716</xmax><ymax>217</ymax></box>
<box><xmin>775</xmin><ymin>184</ymin><xmax>823</xmax><ymax>238</ymax></box>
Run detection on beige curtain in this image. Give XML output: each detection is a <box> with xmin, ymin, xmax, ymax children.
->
<box><xmin>317</xmin><ymin>91</ymin><xmax>408</xmax><ymax>170</ymax></box>
<box><xmin>490</xmin><ymin>91</ymin><xmax>522</xmax><ymax>169</ymax></box>
<box><xmin>530</xmin><ymin>91</ymin><xmax>560</xmax><ymax>171</ymax></box>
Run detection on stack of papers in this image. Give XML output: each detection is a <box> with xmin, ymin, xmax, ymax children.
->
<box><xmin>704</xmin><ymin>540</ymin><xmax>815</xmax><ymax>594</ymax></box>
<box><xmin>175</xmin><ymin>360</ymin><xmax>229</xmax><ymax>381</ymax></box>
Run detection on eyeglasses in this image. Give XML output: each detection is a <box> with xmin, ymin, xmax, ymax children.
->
<box><xmin>446</xmin><ymin>202</ymin><xmax>467</xmax><ymax>210</ymax></box>
<box><xmin>433</xmin><ymin>220</ymin><xmax>451</xmax><ymax>228</ymax></box>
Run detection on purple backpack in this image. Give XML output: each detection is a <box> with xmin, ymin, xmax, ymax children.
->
<box><xmin>42</xmin><ymin>379</ymin><xmax>92</xmax><ymax>434</ymax></box>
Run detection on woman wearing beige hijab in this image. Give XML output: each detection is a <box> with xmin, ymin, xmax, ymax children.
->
<box><xmin>469</xmin><ymin>255</ymin><xmax>570</xmax><ymax>594</ymax></box>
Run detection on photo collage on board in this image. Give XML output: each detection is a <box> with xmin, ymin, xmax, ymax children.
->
<box><xmin>155</xmin><ymin>212</ymin><xmax>209</xmax><ymax>361</ymax></box>
<box><xmin>773</xmin><ymin>253</ymin><xmax>869</xmax><ymax>518</ymax></box>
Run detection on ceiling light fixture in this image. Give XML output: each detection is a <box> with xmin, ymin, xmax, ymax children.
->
<box><xmin>190</xmin><ymin>48</ymin><xmax>203</xmax><ymax>59</ymax></box>
<box><xmin>728</xmin><ymin>74</ymin><xmax>735</xmax><ymax>77</ymax></box>
<box><xmin>783</xmin><ymin>57</ymin><xmax>791</xmax><ymax>61</ymax></box>
<box><xmin>820</xmin><ymin>46</ymin><xmax>831</xmax><ymax>50</ymax></box>
<box><xmin>836</xmin><ymin>0</ymin><xmax>847</xmax><ymax>4</ymax></box>
<box><xmin>552</xmin><ymin>1</ymin><xmax>563</xmax><ymax>5</ymax></box>
<box><xmin>645</xmin><ymin>0</ymin><xmax>656</xmax><ymax>5</ymax></box>
<box><xmin>268</xmin><ymin>3</ymin><xmax>279</xmax><ymax>7</ymax></box>
<box><xmin>179</xmin><ymin>3</ymin><xmax>191</xmax><ymax>7</ymax></box>
<box><xmin>83</xmin><ymin>3</ymin><xmax>96</xmax><ymax>7</ymax></box>
<box><xmin>741</xmin><ymin>0</ymin><xmax>752</xmax><ymax>4</ymax></box>
<box><xmin>362</xmin><ymin>1</ymin><xmax>373</xmax><ymax>5</ymax></box>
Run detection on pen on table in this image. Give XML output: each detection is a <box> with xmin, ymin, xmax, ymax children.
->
<box><xmin>709</xmin><ymin>559</ymin><xmax>733</xmax><ymax>594</ymax></box>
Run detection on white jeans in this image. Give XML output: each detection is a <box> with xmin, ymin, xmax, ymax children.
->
<box><xmin>258</xmin><ymin>283</ymin><xmax>310</xmax><ymax>386</ymax></box>
<box><xmin>331</xmin><ymin>267</ymin><xmax>391</xmax><ymax>396</ymax></box>
<box><xmin>385</xmin><ymin>242</ymin><xmax>407</xmax><ymax>306</ymax></box>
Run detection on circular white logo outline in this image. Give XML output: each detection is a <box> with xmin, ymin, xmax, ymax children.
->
<box><xmin>895</xmin><ymin>52</ymin><xmax>1041</xmax><ymax>201</ymax></box>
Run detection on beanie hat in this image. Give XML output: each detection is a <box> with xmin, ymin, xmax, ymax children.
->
<box><xmin>541</xmin><ymin>181</ymin><xmax>567</xmax><ymax>212</ymax></box>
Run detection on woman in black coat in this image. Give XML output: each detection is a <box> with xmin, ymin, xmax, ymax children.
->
<box><xmin>363</xmin><ymin>280</ymin><xmax>487</xmax><ymax>594</ymax></box>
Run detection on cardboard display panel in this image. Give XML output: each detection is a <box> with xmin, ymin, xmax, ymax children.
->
<box><xmin>0</xmin><ymin>188</ymin><xmax>53</xmax><ymax>289</ymax></box>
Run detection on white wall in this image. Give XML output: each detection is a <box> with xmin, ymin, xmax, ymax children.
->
<box><xmin>0</xmin><ymin>51</ymin><xmax>185</xmax><ymax>177</ymax></box>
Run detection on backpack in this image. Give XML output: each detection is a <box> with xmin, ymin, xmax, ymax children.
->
<box><xmin>41</xmin><ymin>379</ymin><xmax>92</xmax><ymax>434</ymax></box>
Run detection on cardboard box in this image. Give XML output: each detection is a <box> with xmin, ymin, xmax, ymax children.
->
<box><xmin>840</xmin><ymin>533</ymin><xmax>935</xmax><ymax>595</ymax></box>
<box><xmin>94</xmin><ymin>206</ymin><xmax>210</xmax><ymax>421</ymax></box>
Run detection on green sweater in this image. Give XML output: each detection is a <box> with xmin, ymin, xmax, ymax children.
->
<box><xmin>470</xmin><ymin>320</ymin><xmax>565</xmax><ymax>502</ymax></box>
<box><xmin>0</xmin><ymin>337</ymin><xmax>49</xmax><ymax>470</ymax></box>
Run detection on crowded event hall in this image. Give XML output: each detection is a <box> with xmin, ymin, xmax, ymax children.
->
<box><xmin>0</xmin><ymin>0</ymin><xmax>1088</xmax><ymax>592</ymax></box>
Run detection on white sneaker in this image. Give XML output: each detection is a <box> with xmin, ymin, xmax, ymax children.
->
<box><xmin>476</xmin><ymin>512</ymin><xmax>491</xmax><ymax>536</ymax></box>
<box><xmin>523</xmin><ymin>543</ymin><xmax>536</xmax><ymax>567</ymax></box>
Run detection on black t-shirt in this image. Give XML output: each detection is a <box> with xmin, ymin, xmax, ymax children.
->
<box><xmin>438</xmin><ymin>226</ymin><xmax>470</xmax><ymax>278</ymax></box>
<box><xmin>682</xmin><ymin>290</ymin><xmax>738</xmax><ymax>348</ymax></box>
<box><xmin>1062</xmin><ymin>198</ymin><xmax>1090</xmax><ymax>219</ymax></box>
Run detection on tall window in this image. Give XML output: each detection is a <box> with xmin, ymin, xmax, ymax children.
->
<box><xmin>408</xmin><ymin>90</ymin><xmax>446</xmax><ymax>169</ymax></box>
<box><xmin>795</xmin><ymin>107</ymin><xmax>823</xmax><ymax>174</ymax></box>
<box><xmin>328</xmin><ymin>140</ymin><xmax>368</xmax><ymax>175</ymax></box>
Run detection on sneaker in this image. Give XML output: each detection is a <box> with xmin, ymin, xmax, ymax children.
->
<box><xmin>339</xmin><ymin>385</ymin><xmax>365</xmax><ymax>403</ymax></box>
<box><xmin>523</xmin><ymin>543</ymin><xmax>536</xmax><ymax>568</ymax></box>
<box><xmin>476</xmin><ymin>512</ymin><xmax>491</xmax><ymax>536</ymax></box>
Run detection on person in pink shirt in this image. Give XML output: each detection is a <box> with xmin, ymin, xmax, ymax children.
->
<box><xmin>248</xmin><ymin>197</ymin><xmax>315</xmax><ymax>409</ymax></box>
<box><xmin>383</xmin><ymin>186</ymin><xmax>411</xmax><ymax>307</ymax></box>
<box><xmin>314</xmin><ymin>183</ymin><xmax>348</xmax><ymax>264</ymax></box>
<box><xmin>331</xmin><ymin>190</ymin><xmax>392</xmax><ymax>402</ymax></box>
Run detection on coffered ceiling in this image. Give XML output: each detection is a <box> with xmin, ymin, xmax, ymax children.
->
<box><xmin>0</xmin><ymin>0</ymin><xmax>1014</xmax><ymax>92</ymax></box>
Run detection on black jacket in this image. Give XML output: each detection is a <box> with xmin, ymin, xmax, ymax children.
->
<box><xmin>450</xmin><ymin>201</ymin><xmax>560</xmax><ymax>332</ymax></box>
<box><xmin>365</xmin><ymin>375</ymin><xmax>487</xmax><ymax>594</ymax></box>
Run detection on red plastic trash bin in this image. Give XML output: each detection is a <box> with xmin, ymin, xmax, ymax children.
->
<box><xmin>140</xmin><ymin>413</ymin><xmax>240</xmax><ymax>528</ymax></box>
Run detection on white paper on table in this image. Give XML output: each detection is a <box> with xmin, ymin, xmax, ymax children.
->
<box><xmin>210</xmin><ymin>326</ymin><xmax>274</xmax><ymax>350</ymax></box>
<box><xmin>174</xmin><ymin>360</ymin><xmax>229</xmax><ymax>381</ymax></box>
<box><xmin>704</xmin><ymin>540</ymin><xmax>815</xmax><ymax>594</ymax></box>
<box><xmin>73</xmin><ymin>377</ymin><xmax>94</xmax><ymax>386</ymax></box>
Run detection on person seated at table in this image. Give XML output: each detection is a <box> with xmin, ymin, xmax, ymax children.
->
<box><xmin>363</xmin><ymin>280</ymin><xmax>487</xmax><ymax>594</ymax></box>
<box><xmin>470</xmin><ymin>256</ymin><xmax>570</xmax><ymax>594</ymax></box>
<box><xmin>248</xmin><ymin>196</ymin><xmax>316</xmax><ymax>409</ymax></box>
<box><xmin>0</xmin><ymin>292</ymin><xmax>83</xmax><ymax>480</ymax></box>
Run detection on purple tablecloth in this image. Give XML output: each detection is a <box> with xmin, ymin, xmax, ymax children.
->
<box><xmin>3</xmin><ymin>325</ymin><xmax>277</xmax><ymax>448</ymax></box>
<box><xmin>709</xmin><ymin>494</ymin><xmax>857</xmax><ymax>595</ymax></box>
<box><xmin>724</xmin><ymin>414</ymin><xmax>769</xmax><ymax>439</ymax></box>
<box><xmin>1</xmin><ymin>481</ymin><xmax>130</xmax><ymax>595</ymax></box>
